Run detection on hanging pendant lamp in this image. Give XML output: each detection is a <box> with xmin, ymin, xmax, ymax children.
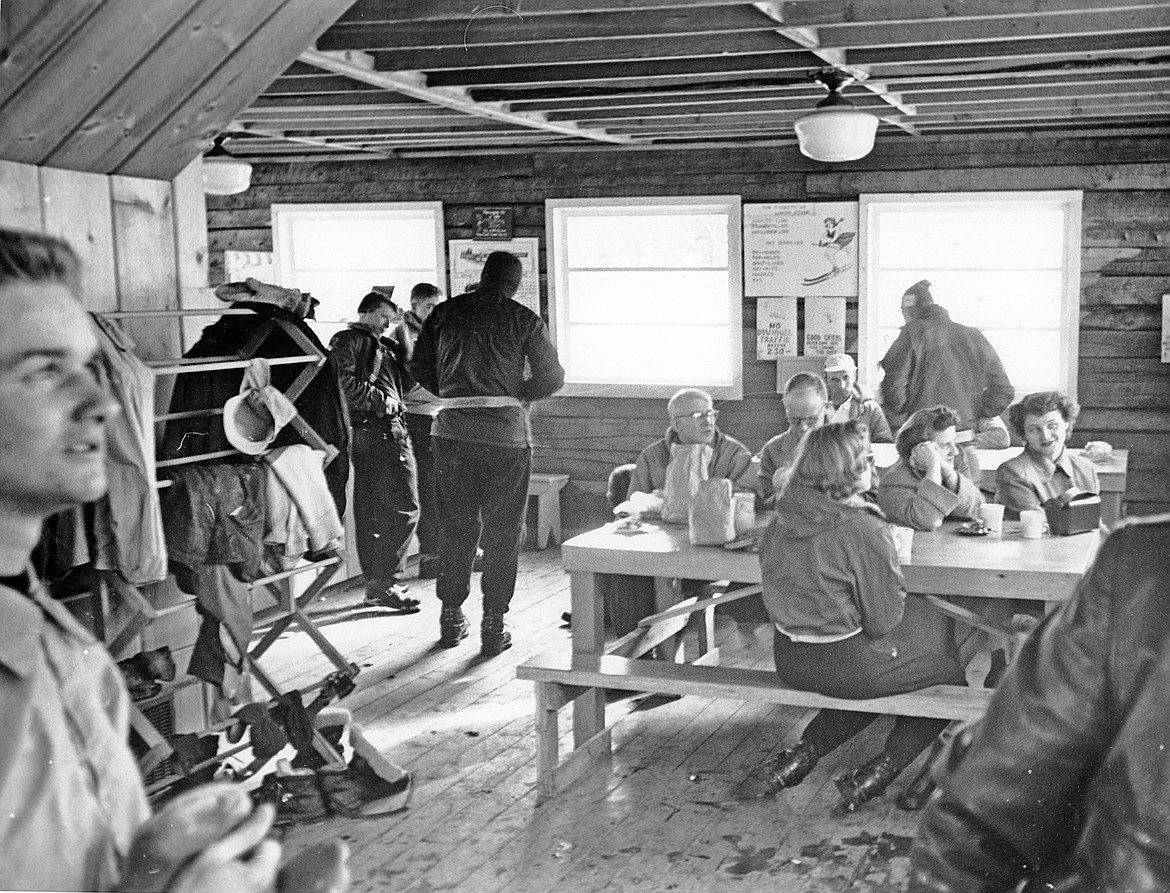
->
<box><xmin>793</xmin><ymin>70</ymin><xmax>879</xmax><ymax>163</ymax></box>
<box><xmin>202</xmin><ymin>136</ymin><xmax>253</xmax><ymax>196</ymax></box>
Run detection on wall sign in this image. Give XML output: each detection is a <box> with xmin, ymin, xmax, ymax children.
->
<box><xmin>473</xmin><ymin>206</ymin><xmax>514</xmax><ymax>240</ymax></box>
<box><xmin>448</xmin><ymin>238</ymin><xmax>540</xmax><ymax>315</ymax></box>
<box><xmin>743</xmin><ymin>202</ymin><xmax>859</xmax><ymax>297</ymax></box>
<box><xmin>756</xmin><ymin>297</ymin><xmax>797</xmax><ymax>360</ymax></box>
<box><xmin>803</xmin><ymin>297</ymin><xmax>846</xmax><ymax>358</ymax></box>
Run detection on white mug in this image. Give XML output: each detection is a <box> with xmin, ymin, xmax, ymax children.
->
<box><xmin>1020</xmin><ymin>509</ymin><xmax>1046</xmax><ymax>539</ymax></box>
<box><xmin>892</xmin><ymin>525</ymin><xmax>915</xmax><ymax>559</ymax></box>
<box><xmin>978</xmin><ymin>503</ymin><xmax>1005</xmax><ymax>533</ymax></box>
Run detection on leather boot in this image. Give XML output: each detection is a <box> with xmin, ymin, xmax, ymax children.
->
<box><xmin>733</xmin><ymin>741</ymin><xmax>820</xmax><ymax>801</ymax></box>
<box><xmin>481</xmin><ymin>611</ymin><xmax>512</xmax><ymax>657</ymax></box>
<box><xmin>438</xmin><ymin>607</ymin><xmax>470</xmax><ymax>648</ymax></box>
<box><xmin>833</xmin><ymin>752</ymin><xmax>902</xmax><ymax>814</ymax></box>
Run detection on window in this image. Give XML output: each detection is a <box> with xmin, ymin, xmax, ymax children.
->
<box><xmin>271</xmin><ymin>202</ymin><xmax>445</xmax><ymax>345</ymax></box>
<box><xmin>546</xmin><ymin>196</ymin><xmax>743</xmax><ymax>399</ymax></box>
<box><xmin>858</xmin><ymin>191</ymin><xmax>1082</xmax><ymax>401</ymax></box>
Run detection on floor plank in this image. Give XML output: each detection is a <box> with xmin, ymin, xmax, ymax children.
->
<box><xmin>253</xmin><ymin>547</ymin><xmax>931</xmax><ymax>892</ymax></box>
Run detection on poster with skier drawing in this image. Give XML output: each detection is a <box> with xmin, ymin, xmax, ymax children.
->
<box><xmin>743</xmin><ymin>202</ymin><xmax>858</xmax><ymax>297</ymax></box>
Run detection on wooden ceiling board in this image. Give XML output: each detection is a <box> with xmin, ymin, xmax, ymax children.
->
<box><xmin>48</xmin><ymin>0</ymin><xmax>290</xmax><ymax>173</ymax></box>
<box><xmin>116</xmin><ymin>0</ymin><xmax>360</xmax><ymax>180</ymax></box>
<box><xmin>0</xmin><ymin>0</ymin><xmax>201</xmax><ymax>166</ymax></box>
<box><xmin>0</xmin><ymin>0</ymin><xmax>106</xmax><ymax>107</ymax></box>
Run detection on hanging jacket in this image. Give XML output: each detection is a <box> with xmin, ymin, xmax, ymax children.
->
<box><xmin>160</xmin><ymin>302</ymin><xmax>349</xmax><ymax>514</ymax></box>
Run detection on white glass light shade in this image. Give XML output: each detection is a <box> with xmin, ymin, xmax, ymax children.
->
<box><xmin>794</xmin><ymin>106</ymin><xmax>879</xmax><ymax>162</ymax></box>
<box><xmin>202</xmin><ymin>157</ymin><xmax>252</xmax><ymax>195</ymax></box>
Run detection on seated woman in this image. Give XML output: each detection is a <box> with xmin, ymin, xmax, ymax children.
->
<box><xmin>876</xmin><ymin>405</ymin><xmax>983</xmax><ymax>530</ymax></box>
<box><xmin>878</xmin><ymin>406</ymin><xmax>1006</xmax><ymax>688</ymax></box>
<box><xmin>995</xmin><ymin>390</ymin><xmax>1099</xmax><ymax>517</ymax></box>
<box><xmin>738</xmin><ymin>421</ymin><xmax>964</xmax><ymax>813</ymax></box>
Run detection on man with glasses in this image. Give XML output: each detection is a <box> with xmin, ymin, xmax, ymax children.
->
<box><xmin>627</xmin><ymin>388</ymin><xmax>752</xmax><ymax>498</ymax></box>
<box><xmin>757</xmin><ymin>372</ymin><xmax>831</xmax><ymax>506</ymax></box>
<box><xmin>611</xmin><ymin>389</ymin><xmax>754</xmax><ymax>636</ymax></box>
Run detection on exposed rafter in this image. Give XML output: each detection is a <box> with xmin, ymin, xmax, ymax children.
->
<box><xmin>299</xmin><ymin>48</ymin><xmax>636</xmax><ymax>145</ymax></box>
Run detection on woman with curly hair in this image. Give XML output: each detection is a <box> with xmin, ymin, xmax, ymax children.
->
<box><xmin>995</xmin><ymin>391</ymin><xmax>1099</xmax><ymax>517</ymax></box>
<box><xmin>736</xmin><ymin>420</ymin><xmax>964</xmax><ymax>813</ymax></box>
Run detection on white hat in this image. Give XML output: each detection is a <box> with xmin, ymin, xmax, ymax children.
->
<box><xmin>222</xmin><ymin>391</ymin><xmax>280</xmax><ymax>455</ymax></box>
<box><xmin>823</xmin><ymin>353</ymin><xmax>857</xmax><ymax>373</ymax></box>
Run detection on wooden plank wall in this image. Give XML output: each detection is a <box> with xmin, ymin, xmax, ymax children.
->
<box><xmin>0</xmin><ymin>157</ymin><xmax>213</xmax><ymax>732</ymax></box>
<box><xmin>205</xmin><ymin>133</ymin><xmax>1170</xmax><ymax>524</ymax></box>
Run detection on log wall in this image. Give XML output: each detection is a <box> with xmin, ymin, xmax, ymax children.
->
<box><xmin>206</xmin><ymin>134</ymin><xmax>1170</xmax><ymax>526</ymax></box>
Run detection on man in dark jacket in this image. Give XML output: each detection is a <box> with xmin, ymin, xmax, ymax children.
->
<box><xmin>910</xmin><ymin>514</ymin><xmax>1170</xmax><ymax>892</ymax></box>
<box><xmin>330</xmin><ymin>291</ymin><xmax>420</xmax><ymax>613</ymax></box>
<box><xmin>879</xmin><ymin>280</ymin><xmax>1013</xmax><ymax>433</ymax></box>
<box><xmin>410</xmin><ymin>251</ymin><xmax>564</xmax><ymax>656</ymax></box>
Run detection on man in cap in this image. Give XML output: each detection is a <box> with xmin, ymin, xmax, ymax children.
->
<box><xmin>330</xmin><ymin>290</ymin><xmax>421</xmax><ymax>613</ymax></box>
<box><xmin>822</xmin><ymin>353</ymin><xmax>893</xmax><ymax>443</ymax></box>
<box><xmin>411</xmin><ymin>251</ymin><xmax>564</xmax><ymax>656</ymax></box>
<box><xmin>879</xmin><ymin>279</ymin><xmax>1014</xmax><ymax>436</ymax></box>
<box><xmin>0</xmin><ymin>227</ymin><xmax>287</xmax><ymax>892</ymax></box>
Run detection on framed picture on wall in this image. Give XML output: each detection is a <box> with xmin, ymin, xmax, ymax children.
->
<box><xmin>449</xmin><ymin>237</ymin><xmax>540</xmax><ymax>315</ymax></box>
<box><xmin>473</xmin><ymin>206</ymin><xmax>514</xmax><ymax>240</ymax></box>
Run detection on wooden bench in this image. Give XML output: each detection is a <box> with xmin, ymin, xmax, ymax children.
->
<box><xmin>527</xmin><ymin>473</ymin><xmax>569</xmax><ymax>550</ymax></box>
<box><xmin>516</xmin><ymin>651</ymin><xmax>993</xmax><ymax>802</ymax></box>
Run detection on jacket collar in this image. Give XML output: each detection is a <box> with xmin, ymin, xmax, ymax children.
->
<box><xmin>0</xmin><ymin>571</ymin><xmax>95</xmax><ymax>679</ymax></box>
<box><xmin>664</xmin><ymin>426</ymin><xmax>724</xmax><ymax>450</ymax></box>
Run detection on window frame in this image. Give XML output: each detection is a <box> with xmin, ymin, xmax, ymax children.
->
<box><xmin>270</xmin><ymin>201</ymin><xmax>445</xmax><ymax>340</ymax></box>
<box><xmin>857</xmin><ymin>190</ymin><xmax>1083</xmax><ymax>402</ymax></box>
<box><xmin>546</xmin><ymin>195</ymin><xmax>744</xmax><ymax>400</ymax></box>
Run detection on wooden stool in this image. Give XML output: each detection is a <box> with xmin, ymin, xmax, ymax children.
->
<box><xmin>527</xmin><ymin>473</ymin><xmax>569</xmax><ymax>549</ymax></box>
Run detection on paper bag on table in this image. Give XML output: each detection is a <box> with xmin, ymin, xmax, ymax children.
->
<box><xmin>689</xmin><ymin>478</ymin><xmax>736</xmax><ymax>545</ymax></box>
<box><xmin>662</xmin><ymin>442</ymin><xmax>711</xmax><ymax>523</ymax></box>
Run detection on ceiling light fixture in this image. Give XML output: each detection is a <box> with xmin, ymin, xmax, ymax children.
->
<box><xmin>793</xmin><ymin>70</ymin><xmax>879</xmax><ymax>163</ymax></box>
<box><xmin>201</xmin><ymin>136</ymin><xmax>252</xmax><ymax>195</ymax></box>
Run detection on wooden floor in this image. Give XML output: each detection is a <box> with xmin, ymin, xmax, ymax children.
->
<box><xmin>255</xmin><ymin>547</ymin><xmax>926</xmax><ymax>892</ymax></box>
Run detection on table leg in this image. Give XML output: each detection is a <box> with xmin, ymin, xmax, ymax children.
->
<box><xmin>570</xmin><ymin>570</ymin><xmax>605</xmax><ymax>747</ymax></box>
<box><xmin>1102</xmin><ymin>493</ymin><xmax>1121</xmax><ymax>528</ymax></box>
<box><xmin>653</xmin><ymin>577</ymin><xmax>685</xmax><ymax>662</ymax></box>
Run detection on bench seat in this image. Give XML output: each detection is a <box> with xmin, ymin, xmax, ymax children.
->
<box><xmin>517</xmin><ymin>650</ymin><xmax>993</xmax><ymax>801</ymax></box>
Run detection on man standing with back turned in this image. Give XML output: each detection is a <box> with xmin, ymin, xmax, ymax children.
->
<box><xmin>879</xmin><ymin>279</ymin><xmax>1013</xmax><ymax>438</ymax></box>
<box><xmin>410</xmin><ymin>251</ymin><xmax>564</xmax><ymax>656</ymax></box>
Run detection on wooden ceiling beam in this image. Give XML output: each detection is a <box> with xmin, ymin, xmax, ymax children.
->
<box><xmin>300</xmin><ymin>47</ymin><xmax>637</xmax><ymax>144</ymax></box>
<box><xmin>815</xmin><ymin>8</ymin><xmax>1170</xmax><ymax>49</ymax></box>
<box><xmin>336</xmin><ymin>0</ymin><xmax>776</xmax><ymax>24</ymax></box>
<box><xmin>778</xmin><ymin>0</ymin><xmax>1166</xmax><ymax>28</ymax></box>
<box><xmin>321</xmin><ymin>6</ymin><xmax>777</xmax><ymax>49</ymax></box>
<box><xmin>375</xmin><ymin>31</ymin><xmax>798</xmax><ymax>71</ymax></box>
<box><xmin>851</xmin><ymin>30</ymin><xmax>1170</xmax><ymax>67</ymax></box>
<box><xmin>419</xmin><ymin>51</ymin><xmax>825</xmax><ymax>88</ymax></box>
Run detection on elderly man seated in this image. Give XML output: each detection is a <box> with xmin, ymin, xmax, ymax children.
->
<box><xmin>609</xmin><ymin>388</ymin><xmax>753</xmax><ymax>635</ymax></box>
<box><xmin>823</xmin><ymin>353</ymin><xmax>893</xmax><ymax>443</ymax></box>
<box><xmin>757</xmin><ymin>372</ymin><xmax>829</xmax><ymax>506</ymax></box>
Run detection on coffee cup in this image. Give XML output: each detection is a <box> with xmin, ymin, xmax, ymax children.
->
<box><xmin>978</xmin><ymin>503</ymin><xmax>1005</xmax><ymax>533</ymax></box>
<box><xmin>1020</xmin><ymin>509</ymin><xmax>1046</xmax><ymax>539</ymax></box>
<box><xmin>892</xmin><ymin>526</ymin><xmax>914</xmax><ymax>560</ymax></box>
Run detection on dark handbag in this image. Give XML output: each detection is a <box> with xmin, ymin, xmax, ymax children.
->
<box><xmin>1042</xmin><ymin>488</ymin><xmax>1101</xmax><ymax>536</ymax></box>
